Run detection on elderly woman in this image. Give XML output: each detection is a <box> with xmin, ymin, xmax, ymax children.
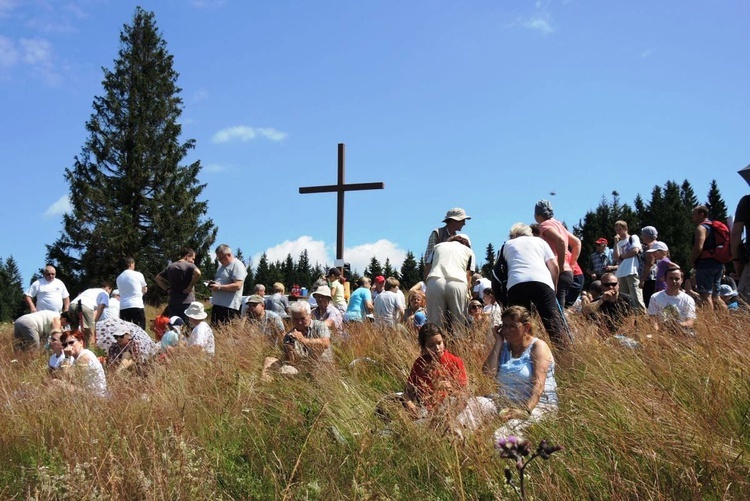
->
<box><xmin>59</xmin><ymin>330</ymin><xmax>108</xmax><ymax>397</ymax></box>
<box><xmin>425</xmin><ymin>235</ymin><xmax>474</xmax><ymax>331</ymax></box>
<box><xmin>534</xmin><ymin>200</ymin><xmax>581</xmax><ymax>307</ymax></box>
<box><xmin>502</xmin><ymin>222</ymin><xmax>569</xmax><ymax>346</ymax></box>
<box><xmin>457</xmin><ymin>306</ymin><xmax>558</xmax><ymax>438</ymax></box>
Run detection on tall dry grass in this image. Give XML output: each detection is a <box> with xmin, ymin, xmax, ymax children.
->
<box><xmin>0</xmin><ymin>305</ymin><xmax>749</xmax><ymax>499</ymax></box>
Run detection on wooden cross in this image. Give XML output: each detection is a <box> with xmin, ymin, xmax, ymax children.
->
<box><xmin>299</xmin><ymin>143</ymin><xmax>385</xmax><ymax>264</ymax></box>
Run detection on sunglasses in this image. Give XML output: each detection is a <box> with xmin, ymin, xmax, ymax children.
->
<box><xmin>601</xmin><ymin>282</ymin><xmax>618</xmax><ymax>288</ymax></box>
<box><xmin>470</xmin><ymin>304</ymin><xmax>483</xmax><ymax>309</ymax></box>
<box><xmin>63</xmin><ymin>340</ymin><xmax>78</xmax><ymax>346</ymax></box>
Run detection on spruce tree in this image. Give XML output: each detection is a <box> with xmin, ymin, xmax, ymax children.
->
<box><xmin>0</xmin><ymin>256</ymin><xmax>26</xmax><ymax>321</ymax></box>
<box><xmin>706</xmin><ymin>180</ymin><xmax>728</xmax><ymax>221</ymax></box>
<box><xmin>45</xmin><ymin>7</ymin><xmax>216</xmax><ymax>299</ymax></box>
<box><xmin>296</xmin><ymin>250</ymin><xmax>313</xmax><ymax>288</ymax></box>
<box><xmin>481</xmin><ymin>243</ymin><xmax>495</xmax><ymax>277</ymax></box>
<box><xmin>254</xmin><ymin>253</ymin><xmax>272</xmax><ymax>290</ymax></box>
<box><xmin>383</xmin><ymin>258</ymin><xmax>396</xmax><ymax>280</ymax></box>
<box><xmin>365</xmin><ymin>257</ymin><xmax>383</xmax><ymax>279</ymax></box>
<box><xmin>399</xmin><ymin>251</ymin><xmax>420</xmax><ymax>289</ymax></box>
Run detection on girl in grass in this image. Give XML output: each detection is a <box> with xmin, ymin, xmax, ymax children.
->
<box><xmin>402</xmin><ymin>323</ymin><xmax>467</xmax><ymax>418</ymax></box>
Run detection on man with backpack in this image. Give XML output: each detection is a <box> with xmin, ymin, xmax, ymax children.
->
<box><xmin>690</xmin><ymin>205</ymin><xmax>730</xmax><ymax>309</ymax></box>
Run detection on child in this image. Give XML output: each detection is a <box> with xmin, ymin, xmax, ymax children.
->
<box><xmin>184</xmin><ymin>302</ymin><xmax>215</xmax><ymax>356</ymax></box>
<box><xmin>403</xmin><ymin>323</ymin><xmax>467</xmax><ymax>417</ymax></box>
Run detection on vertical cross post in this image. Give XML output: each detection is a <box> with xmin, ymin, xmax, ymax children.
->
<box><xmin>299</xmin><ymin>143</ymin><xmax>385</xmax><ymax>265</ymax></box>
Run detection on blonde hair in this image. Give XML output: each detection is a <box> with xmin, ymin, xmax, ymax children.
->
<box><xmin>509</xmin><ymin>223</ymin><xmax>532</xmax><ymax>239</ymax></box>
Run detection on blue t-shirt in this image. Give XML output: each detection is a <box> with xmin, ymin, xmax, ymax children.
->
<box><xmin>345</xmin><ymin>287</ymin><xmax>372</xmax><ymax>322</ymax></box>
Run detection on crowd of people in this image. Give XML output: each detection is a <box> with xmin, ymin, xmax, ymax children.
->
<box><xmin>13</xmin><ymin>187</ymin><xmax>750</xmax><ymax>440</ymax></box>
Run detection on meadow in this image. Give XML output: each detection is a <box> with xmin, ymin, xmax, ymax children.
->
<box><xmin>0</xmin><ymin>305</ymin><xmax>748</xmax><ymax>500</ymax></box>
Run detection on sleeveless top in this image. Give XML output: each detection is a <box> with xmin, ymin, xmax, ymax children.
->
<box><xmin>496</xmin><ymin>338</ymin><xmax>558</xmax><ymax>407</ymax></box>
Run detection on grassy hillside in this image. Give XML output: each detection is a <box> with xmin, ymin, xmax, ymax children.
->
<box><xmin>0</xmin><ymin>307</ymin><xmax>748</xmax><ymax>499</ymax></box>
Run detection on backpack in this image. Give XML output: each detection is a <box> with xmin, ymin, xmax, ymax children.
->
<box><xmin>491</xmin><ymin>244</ymin><xmax>509</xmax><ymax>306</ymax></box>
<box><xmin>628</xmin><ymin>235</ymin><xmax>644</xmax><ymax>274</ymax></box>
<box><xmin>699</xmin><ymin>220</ymin><xmax>732</xmax><ymax>264</ymax></box>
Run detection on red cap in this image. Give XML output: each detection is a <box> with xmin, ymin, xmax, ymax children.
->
<box><xmin>595</xmin><ymin>238</ymin><xmax>608</xmax><ymax>245</ymax></box>
<box><xmin>374</xmin><ymin>275</ymin><xmax>385</xmax><ymax>283</ymax></box>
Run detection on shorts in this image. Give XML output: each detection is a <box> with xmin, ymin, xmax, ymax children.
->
<box><xmin>695</xmin><ymin>260</ymin><xmax>723</xmax><ymax>295</ymax></box>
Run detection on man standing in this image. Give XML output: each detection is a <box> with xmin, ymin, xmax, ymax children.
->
<box><xmin>648</xmin><ymin>266</ymin><xmax>697</xmax><ymax>332</ymax></box>
<box><xmin>24</xmin><ymin>265</ymin><xmax>70</xmax><ymax>313</ymax></box>
<box><xmin>209</xmin><ymin>244</ymin><xmax>247</xmax><ymax>324</ymax></box>
<box><xmin>116</xmin><ymin>257</ymin><xmax>148</xmax><ymax>328</ymax></box>
<box><xmin>424</xmin><ymin>208</ymin><xmax>471</xmax><ymax>279</ymax></box>
<box><xmin>613</xmin><ymin>221</ymin><xmax>645</xmax><ymax>309</ymax></box>
<box><xmin>689</xmin><ymin>205</ymin><xmax>723</xmax><ymax>309</ymax></box>
<box><xmin>155</xmin><ymin>247</ymin><xmax>202</xmax><ymax>323</ymax></box>
<box><xmin>586</xmin><ymin>238</ymin><xmax>615</xmax><ymax>282</ymax></box>
<box><xmin>638</xmin><ymin>226</ymin><xmax>661</xmax><ymax>307</ymax></box>
<box><xmin>731</xmin><ymin>167</ymin><xmax>750</xmax><ymax>298</ymax></box>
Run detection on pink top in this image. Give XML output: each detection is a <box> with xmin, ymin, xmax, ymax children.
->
<box><xmin>539</xmin><ymin>219</ymin><xmax>573</xmax><ymax>273</ymax></box>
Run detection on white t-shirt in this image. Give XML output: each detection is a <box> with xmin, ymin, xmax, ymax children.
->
<box><xmin>427</xmin><ymin>241</ymin><xmax>474</xmax><ymax>283</ymax></box>
<box><xmin>473</xmin><ymin>277</ymin><xmax>492</xmax><ymax>297</ymax></box>
<box><xmin>101</xmin><ymin>297</ymin><xmax>120</xmax><ymax>320</ymax></box>
<box><xmin>647</xmin><ymin>290</ymin><xmax>696</xmax><ymax>322</ymax></box>
<box><xmin>70</xmin><ymin>288</ymin><xmax>110</xmax><ymax>312</ymax></box>
<box><xmin>374</xmin><ymin>290</ymin><xmax>403</xmax><ymax>326</ymax></box>
<box><xmin>188</xmin><ymin>321</ymin><xmax>215</xmax><ymax>355</ymax></box>
<box><xmin>26</xmin><ymin>278</ymin><xmax>69</xmax><ymax>312</ymax></box>
<box><xmin>117</xmin><ymin>269</ymin><xmax>147</xmax><ymax>309</ymax></box>
<box><xmin>503</xmin><ymin>236</ymin><xmax>556</xmax><ymax>290</ymax></box>
<box><xmin>615</xmin><ymin>235</ymin><xmax>641</xmax><ymax>278</ymax></box>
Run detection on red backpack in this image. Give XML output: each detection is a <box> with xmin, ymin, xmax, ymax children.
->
<box><xmin>699</xmin><ymin>220</ymin><xmax>732</xmax><ymax>264</ymax></box>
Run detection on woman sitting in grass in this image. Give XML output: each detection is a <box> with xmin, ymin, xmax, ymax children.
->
<box><xmin>458</xmin><ymin>305</ymin><xmax>558</xmax><ymax>438</ymax></box>
<box><xmin>402</xmin><ymin>323</ymin><xmax>467</xmax><ymax>418</ymax></box>
<box><xmin>56</xmin><ymin>330</ymin><xmax>108</xmax><ymax>398</ymax></box>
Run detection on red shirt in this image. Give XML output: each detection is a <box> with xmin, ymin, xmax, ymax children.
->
<box><xmin>407</xmin><ymin>351</ymin><xmax>467</xmax><ymax>409</ymax></box>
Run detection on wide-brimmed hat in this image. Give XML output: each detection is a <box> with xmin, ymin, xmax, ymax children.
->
<box><xmin>720</xmin><ymin>284</ymin><xmax>738</xmax><ymax>297</ymax></box>
<box><xmin>739</xmin><ymin>164</ymin><xmax>750</xmax><ymax>186</ymax></box>
<box><xmin>184</xmin><ymin>302</ymin><xmax>207</xmax><ymax>320</ymax></box>
<box><xmin>443</xmin><ymin>207</ymin><xmax>471</xmax><ymax>222</ymax></box>
<box><xmin>313</xmin><ymin>285</ymin><xmax>332</xmax><ymax>299</ymax></box>
<box><xmin>645</xmin><ymin>241</ymin><xmax>669</xmax><ymax>253</ymax></box>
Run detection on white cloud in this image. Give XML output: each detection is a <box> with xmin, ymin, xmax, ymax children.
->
<box><xmin>638</xmin><ymin>48</ymin><xmax>654</xmax><ymax>59</ymax></box>
<box><xmin>252</xmin><ymin>236</ymin><xmax>331</xmax><ymax>271</ymax></box>
<box><xmin>211</xmin><ymin>125</ymin><xmax>288</xmax><ymax>144</ymax></box>
<box><xmin>20</xmin><ymin>38</ymin><xmax>52</xmax><ymax>65</ymax></box>
<box><xmin>191</xmin><ymin>0</ymin><xmax>227</xmax><ymax>8</ymax></box>
<box><xmin>44</xmin><ymin>195</ymin><xmax>72</xmax><ymax>217</ymax></box>
<box><xmin>0</xmin><ymin>0</ymin><xmax>18</xmax><ymax>18</ymax></box>
<box><xmin>0</xmin><ymin>36</ymin><xmax>19</xmax><ymax>68</ymax></box>
<box><xmin>203</xmin><ymin>163</ymin><xmax>228</xmax><ymax>173</ymax></box>
<box><xmin>250</xmin><ymin>236</ymin><xmax>408</xmax><ymax>277</ymax></box>
<box><xmin>523</xmin><ymin>15</ymin><xmax>554</xmax><ymax>35</ymax></box>
<box><xmin>191</xmin><ymin>89</ymin><xmax>209</xmax><ymax>103</ymax></box>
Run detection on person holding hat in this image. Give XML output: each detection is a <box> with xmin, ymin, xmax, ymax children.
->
<box><xmin>312</xmin><ymin>285</ymin><xmax>343</xmax><ymax>334</ymax></box>
<box><xmin>423</xmin><ymin>208</ymin><xmax>471</xmax><ymax>280</ymax></box>
<box><xmin>245</xmin><ymin>294</ymin><xmax>285</xmax><ymax>339</ymax></box>
<box><xmin>184</xmin><ymin>302</ymin><xmax>215</xmax><ymax>356</ymax></box>
<box><xmin>587</xmin><ymin>238</ymin><xmax>615</xmax><ymax>282</ymax></box>
<box><xmin>326</xmin><ymin>267</ymin><xmax>347</xmax><ymax>312</ymax></box>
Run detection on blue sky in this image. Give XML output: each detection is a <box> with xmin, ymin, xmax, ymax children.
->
<box><xmin>2</xmin><ymin>0</ymin><xmax>749</xmax><ymax>287</ymax></box>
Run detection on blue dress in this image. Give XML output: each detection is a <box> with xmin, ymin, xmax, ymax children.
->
<box><xmin>496</xmin><ymin>338</ymin><xmax>558</xmax><ymax>407</ymax></box>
